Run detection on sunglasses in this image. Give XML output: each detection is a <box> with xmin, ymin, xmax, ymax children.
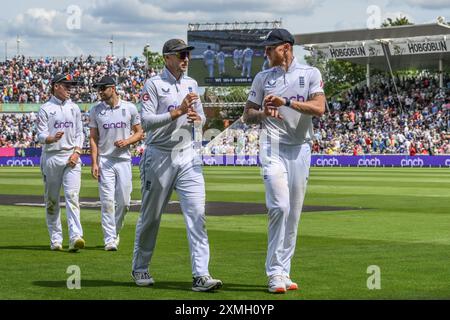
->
<box><xmin>97</xmin><ymin>85</ymin><xmax>114</xmax><ymax>91</ymax></box>
<box><xmin>165</xmin><ymin>51</ymin><xmax>191</xmax><ymax>60</ymax></box>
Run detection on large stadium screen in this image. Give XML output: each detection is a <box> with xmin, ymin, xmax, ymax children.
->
<box><xmin>187</xmin><ymin>28</ymin><xmax>272</xmax><ymax>86</ymax></box>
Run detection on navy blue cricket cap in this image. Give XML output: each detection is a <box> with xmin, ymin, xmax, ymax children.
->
<box><xmin>93</xmin><ymin>76</ymin><xmax>116</xmax><ymax>88</ymax></box>
<box><xmin>51</xmin><ymin>74</ymin><xmax>79</xmax><ymax>85</ymax></box>
<box><xmin>162</xmin><ymin>39</ymin><xmax>195</xmax><ymax>54</ymax></box>
<box><xmin>261</xmin><ymin>28</ymin><xmax>295</xmax><ymax>46</ymax></box>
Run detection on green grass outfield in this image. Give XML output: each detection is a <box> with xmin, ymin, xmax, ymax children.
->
<box><xmin>0</xmin><ymin>166</ymin><xmax>449</xmax><ymax>300</ymax></box>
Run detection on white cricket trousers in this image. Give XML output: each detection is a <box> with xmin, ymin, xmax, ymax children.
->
<box><xmin>261</xmin><ymin>143</ymin><xmax>311</xmax><ymax>277</ymax></box>
<box><xmin>218</xmin><ymin>62</ymin><xmax>225</xmax><ymax>74</ymax></box>
<box><xmin>206</xmin><ymin>62</ymin><xmax>214</xmax><ymax>77</ymax></box>
<box><xmin>40</xmin><ymin>150</ymin><xmax>83</xmax><ymax>246</ymax></box>
<box><xmin>98</xmin><ymin>156</ymin><xmax>132</xmax><ymax>245</ymax></box>
<box><xmin>242</xmin><ymin>60</ymin><xmax>252</xmax><ymax>77</ymax></box>
<box><xmin>132</xmin><ymin>147</ymin><xmax>211</xmax><ymax>277</ymax></box>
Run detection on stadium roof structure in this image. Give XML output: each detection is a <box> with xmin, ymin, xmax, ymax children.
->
<box><xmin>294</xmin><ymin>22</ymin><xmax>450</xmax><ymax>84</ymax></box>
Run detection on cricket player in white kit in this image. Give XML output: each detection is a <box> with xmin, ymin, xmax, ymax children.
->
<box><xmin>37</xmin><ymin>74</ymin><xmax>85</xmax><ymax>252</ymax></box>
<box><xmin>241</xmin><ymin>47</ymin><xmax>254</xmax><ymax>77</ymax></box>
<box><xmin>89</xmin><ymin>76</ymin><xmax>143</xmax><ymax>251</ymax></box>
<box><xmin>216</xmin><ymin>51</ymin><xmax>225</xmax><ymax>76</ymax></box>
<box><xmin>203</xmin><ymin>45</ymin><xmax>215</xmax><ymax>78</ymax></box>
<box><xmin>131</xmin><ymin>39</ymin><xmax>222</xmax><ymax>292</ymax></box>
<box><xmin>243</xmin><ymin>29</ymin><xmax>326</xmax><ymax>293</ymax></box>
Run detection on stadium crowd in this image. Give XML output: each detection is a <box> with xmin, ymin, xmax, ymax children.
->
<box><xmin>314</xmin><ymin>76</ymin><xmax>450</xmax><ymax>155</ymax></box>
<box><xmin>0</xmin><ymin>55</ymin><xmax>449</xmax><ymax>155</ymax></box>
<box><xmin>205</xmin><ymin>76</ymin><xmax>450</xmax><ymax>155</ymax></box>
<box><xmin>0</xmin><ymin>55</ymin><xmax>157</xmax><ymax>104</ymax></box>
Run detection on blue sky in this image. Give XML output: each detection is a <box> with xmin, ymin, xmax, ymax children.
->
<box><xmin>0</xmin><ymin>0</ymin><xmax>449</xmax><ymax>59</ymax></box>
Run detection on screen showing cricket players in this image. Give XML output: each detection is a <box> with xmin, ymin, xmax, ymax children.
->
<box><xmin>187</xmin><ymin>28</ymin><xmax>271</xmax><ymax>86</ymax></box>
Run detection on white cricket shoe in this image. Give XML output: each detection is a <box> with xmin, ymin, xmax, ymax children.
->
<box><xmin>284</xmin><ymin>275</ymin><xmax>299</xmax><ymax>291</ymax></box>
<box><xmin>50</xmin><ymin>243</ymin><xmax>63</xmax><ymax>251</ymax></box>
<box><xmin>268</xmin><ymin>275</ymin><xmax>286</xmax><ymax>293</ymax></box>
<box><xmin>68</xmin><ymin>237</ymin><xmax>85</xmax><ymax>252</ymax></box>
<box><xmin>132</xmin><ymin>271</ymin><xmax>154</xmax><ymax>286</ymax></box>
<box><xmin>105</xmin><ymin>241</ymin><xmax>117</xmax><ymax>251</ymax></box>
<box><xmin>192</xmin><ymin>275</ymin><xmax>223</xmax><ymax>292</ymax></box>
<box><xmin>115</xmin><ymin>235</ymin><xmax>120</xmax><ymax>247</ymax></box>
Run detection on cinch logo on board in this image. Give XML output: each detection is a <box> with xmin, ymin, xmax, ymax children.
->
<box><xmin>444</xmin><ymin>159</ymin><xmax>450</xmax><ymax>167</ymax></box>
<box><xmin>358</xmin><ymin>158</ymin><xmax>381</xmax><ymax>167</ymax></box>
<box><xmin>103</xmin><ymin>122</ymin><xmax>127</xmax><ymax>129</ymax></box>
<box><xmin>54</xmin><ymin>121</ymin><xmax>74</xmax><ymax>129</ymax></box>
<box><xmin>400</xmin><ymin>158</ymin><xmax>424</xmax><ymax>167</ymax></box>
<box><xmin>6</xmin><ymin>159</ymin><xmax>34</xmax><ymax>166</ymax></box>
<box><xmin>316</xmin><ymin>158</ymin><xmax>339</xmax><ymax>166</ymax></box>
<box><xmin>282</xmin><ymin>94</ymin><xmax>305</xmax><ymax>102</ymax></box>
<box><xmin>203</xmin><ymin>157</ymin><xmax>218</xmax><ymax>165</ymax></box>
<box><xmin>236</xmin><ymin>158</ymin><xmax>258</xmax><ymax>166</ymax></box>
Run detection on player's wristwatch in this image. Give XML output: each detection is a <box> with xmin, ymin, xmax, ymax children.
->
<box><xmin>285</xmin><ymin>98</ymin><xmax>291</xmax><ymax>107</ymax></box>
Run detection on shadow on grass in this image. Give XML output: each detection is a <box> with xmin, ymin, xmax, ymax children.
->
<box><xmin>32</xmin><ymin>280</ymin><xmax>267</xmax><ymax>293</ymax></box>
<box><xmin>0</xmin><ymin>245</ymin><xmax>54</xmax><ymax>251</ymax></box>
<box><xmin>0</xmin><ymin>245</ymin><xmax>113</xmax><ymax>252</ymax></box>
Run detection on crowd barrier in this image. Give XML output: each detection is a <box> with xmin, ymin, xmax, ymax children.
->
<box><xmin>0</xmin><ymin>155</ymin><xmax>449</xmax><ymax>167</ymax></box>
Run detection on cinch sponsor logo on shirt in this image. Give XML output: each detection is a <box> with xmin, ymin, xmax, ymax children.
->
<box><xmin>167</xmin><ymin>105</ymin><xmax>178</xmax><ymax>112</ymax></box>
<box><xmin>103</xmin><ymin>122</ymin><xmax>127</xmax><ymax>129</ymax></box>
<box><xmin>54</xmin><ymin>121</ymin><xmax>74</xmax><ymax>129</ymax></box>
<box><xmin>282</xmin><ymin>94</ymin><xmax>306</xmax><ymax>102</ymax></box>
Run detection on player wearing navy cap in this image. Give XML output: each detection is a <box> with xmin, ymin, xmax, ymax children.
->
<box><xmin>131</xmin><ymin>39</ymin><xmax>222</xmax><ymax>292</ymax></box>
<box><xmin>243</xmin><ymin>29</ymin><xmax>326</xmax><ymax>293</ymax></box>
<box><xmin>89</xmin><ymin>76</ymin><xmax>143</xmax><ymax>251</ymax></box>
<box><xmin>37</xmin><ymin>74</ymin><xmax>85</xmax><ymax>252</ymax></box>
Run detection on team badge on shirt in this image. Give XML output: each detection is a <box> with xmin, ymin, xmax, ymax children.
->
<box><xmin>299</xmin><ymin>76</ymin><xmax>305</xmax><ymax>88</ymax></box>
<box><xmin>142</xmin><ymin>93</ymin><xmax>150</xmax><ymax>102</ymax></box>
<box><xmin>265</xmin><ymin>80</ymin><xmax>276</xmax><ymax>88</ymax></box>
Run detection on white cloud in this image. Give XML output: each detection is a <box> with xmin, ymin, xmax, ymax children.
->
<box><xmin>397</xmin><ymin>0</ymin><xmax>450</xmax><ymax>9</ymax></box>
<box><xmin>1</xmin><ymin>0</ymin><xmax>447</xmax><ymax>57</ymax></box>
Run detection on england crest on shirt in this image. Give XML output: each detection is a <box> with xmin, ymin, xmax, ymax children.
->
<box><xmin>299</xmin><ymin>76</ymin><xmax>305</xmax><ymax>88</ymax></box>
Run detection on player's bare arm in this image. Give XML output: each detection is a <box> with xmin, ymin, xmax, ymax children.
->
<box><xmin>264</xmin><ymin>93</ymin><xmax>325</xmax><ymax>117</ymax></box>
<box><xmin>278</xmin><ymin>93</ymin><xmax>326</xmax><ymax>117</ymax></box>
<box><xmin>90</xmin><ymin>127</ymin><xmax>100</xmax><ymax>179</ymax></box>
<box><xmin>170</xmin><ymin>93</ymin><xmax>198</xmax><ymax>120</ymax></box>
<box><xmin>67</xmin><ymin>145</ymin><xmax>82</xmax><ymax>168</ymax></box>
<box><xmin>114</xmin><ymin>124</ymin><xmax>144</xmax><ymax>148</ymax></box>
<box><xmin>243</xmin><ymin>100</ymin><xmax>266</xmax><ymax>124</ymax></box>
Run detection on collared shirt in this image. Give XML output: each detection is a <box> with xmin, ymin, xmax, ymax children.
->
<box><xmin>140</xmin><ymin>66</ymin><xmax>206</xmax><ymax>151</ymax></box>
<box><xmin>37</xmin><ymin>96</ymin><xmax>84</xmax><ymax>152</ymax></box>
<box><xmin>248</xmin><ymin>57</ymin><xmax>324</xmax><ymax>145</ymax></box>
<box><xmin>88</xmin><ymin>99</ymin><xmax>140</xmax><ymax>160</ymax></box>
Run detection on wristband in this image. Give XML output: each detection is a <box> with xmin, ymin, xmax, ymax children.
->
<box><xmin>285</xmin><ymin>99</ymin><xmax>291</xmax><ymax>107</ymax></box>
<box><xmin>74</xmin><ymin>150</ymin><xmax>81</xmax><ymax>155</ymax></box>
